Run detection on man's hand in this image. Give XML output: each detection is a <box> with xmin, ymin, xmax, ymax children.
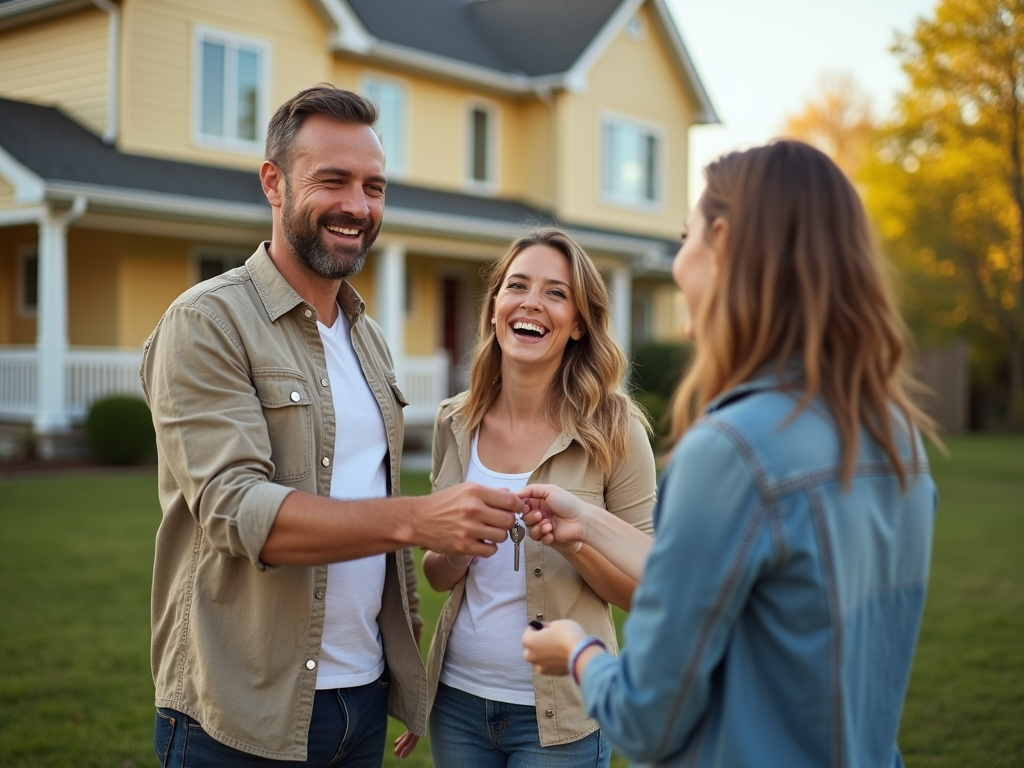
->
<box><xmin>411</xmin><ymin>482</ymin><xmax>521</xmax><ymax>557</ymax></box>
<box><xmin>521</xmin><ymin>619</ymin><xmax>588</xmax><ymax>676</ymax></box>
<box><xmin>394</xmin><ymin>731</ymin><xmax>419</xmax><ymax>759</ymax></box>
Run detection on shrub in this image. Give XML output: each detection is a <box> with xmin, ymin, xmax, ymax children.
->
<box><xmin>630</xmin><ymin>341</ymin><xmax>693</xmax><ymax>402</ymax></box>
<box><xmin>85</xmin><ymin>395</ymin><xmax>156</xmax><ymax>465</ymax></box>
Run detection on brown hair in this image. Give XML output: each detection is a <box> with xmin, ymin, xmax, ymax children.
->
<box><xmin>265</xmin><ymin>84</ymin><xmax>378</xmax><ymax>173</ymax></box>
<box><xmin>458</xmin><ymin>227</ymin><xmax>648</xmax><ymax>474</ymax></box>
<box><xmin>670</xmin><ymin>140</ymin><xmax>936</xmax><ymax>487</ymax></box>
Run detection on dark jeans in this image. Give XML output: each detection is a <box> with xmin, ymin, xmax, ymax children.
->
<box><xmin>153</xmin><ymin>677</ymin><xmax>390</xmax><ymax>768</ymax></box>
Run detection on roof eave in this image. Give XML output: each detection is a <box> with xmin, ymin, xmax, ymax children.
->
<box><xmin>0</xmin><ymin>0</ymin><xmax>92</xmax><ymax>31</ymax></box>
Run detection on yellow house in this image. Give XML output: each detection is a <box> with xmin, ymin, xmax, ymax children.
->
<box><xmin>0</xmin><ymin>0</ymin><xmax>716</xmax><ymax>457</ymax></box>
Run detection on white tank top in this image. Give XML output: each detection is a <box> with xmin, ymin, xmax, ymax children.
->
<box><xmin>439</xmin><ymin>431</ymin><xmax>537</xmax><ymax>705</ymax></box>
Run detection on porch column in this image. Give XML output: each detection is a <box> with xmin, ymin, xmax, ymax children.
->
<box><xmin>34</xmin><ymin>197</ymin><xmax>86</xmax><ymax>452</ymax></box>
<box><xmin>375</xmin><ymin>242</ymin><xmax>406</xmax><ymax>365</ymax></box>
<box><xmin>611</xmin><ymin>263</ymin><xmax>632</xmax><ymax>351</ymax></box>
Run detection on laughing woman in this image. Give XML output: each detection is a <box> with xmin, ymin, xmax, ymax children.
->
<box><xmin>408</xmin><ymin>227</ymin><xmax>656</xmax><ymax>767</ymax></box>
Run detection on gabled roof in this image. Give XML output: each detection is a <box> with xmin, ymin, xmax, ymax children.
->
<box><xmin>322</xmin><ymin>0</ymin><xmax>717</xmax><ymax>122</ymax></box>
<box><xmin>0</xmin><ymin>96</ymin><xmax>677</xmax><ymax>266</ymax></box>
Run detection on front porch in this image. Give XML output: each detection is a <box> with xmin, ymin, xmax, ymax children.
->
<box><xmin>0</xmin><ymin>346</ymin><xmax>449</xmax><ymax>458</ymax></box>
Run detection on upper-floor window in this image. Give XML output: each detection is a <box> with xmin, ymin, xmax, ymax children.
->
<box><xmin>601</xmin><ymin>115</ymin><xmax>663</xmax><ymax>209</ymax></box>
<box><xmin>362</xmin><ymin>75</ymin><xmax>407</xmax><ymax>177</ymax></box>
<box><xmin>18</xmin><ymin>245</ymin><xmax>38</xmax><ymax>317</ymax></box>
<box><xmin>193</xmin><ymin>26</ymin><xmax>269</xmax><ymax>152</ymax></box>
<box><xmin>466</xmin><ymin>101</ymin><xmax>497</xmax><ymax>192</ymax></box>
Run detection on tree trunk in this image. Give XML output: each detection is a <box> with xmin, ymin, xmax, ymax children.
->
<box><xmin>1007</xmin><ymin>334</ymin><xmax>1023</xmax><ymax>430</ymax></box>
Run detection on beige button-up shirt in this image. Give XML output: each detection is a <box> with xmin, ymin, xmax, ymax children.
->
<box><xmin>141</xmin><ymin>243</ymin><xmax>426</xmax><ymax>761</ymax></box>
<box><xmin>425</xmin><ymin>392</ymin><xmax>656</xmax><ymax>746</ymax></box>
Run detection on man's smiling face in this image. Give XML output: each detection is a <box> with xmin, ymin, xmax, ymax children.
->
<box><xmin>279</xmin><ymin>114</ymin><xmax>386</xmax><ymax>279</ymax></box>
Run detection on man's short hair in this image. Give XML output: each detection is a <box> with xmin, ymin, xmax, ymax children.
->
<box><xmin>265</xmin><ymin>84</ymin><xmax>379</xmax><ymax>174</ymax></box>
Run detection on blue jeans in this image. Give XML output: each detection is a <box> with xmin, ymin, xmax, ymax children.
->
<box><xmin>429</xmin><ymin>683</ymin><xmax>610</xmax><ymax>768</ymax></box>
<box><xmin>153</xmin><ymin>678</ymin><xmax>390</xmax><ymax>768</ymax></box>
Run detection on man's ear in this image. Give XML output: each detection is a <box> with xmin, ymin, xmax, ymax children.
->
<box><xmin>260</xmin><ymin>161</ymin><xmax>285</xmax><ymax>208</ymax></box>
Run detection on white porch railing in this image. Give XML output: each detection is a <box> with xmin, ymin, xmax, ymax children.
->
<box><xmin>0</xmin><ymin>346</ymin><xmax>449</xmax><ymax>427</ymax></box>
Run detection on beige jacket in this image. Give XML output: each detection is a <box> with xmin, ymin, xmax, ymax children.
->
<box><xmin>140</xmin><ymin>243</ymin><xmax>426</xmax><ymax>761</ymax></box>
<box><xmin>425</xmin><ymin>392</ymin><xmax>656</xmax><ymax>746</ymax></box>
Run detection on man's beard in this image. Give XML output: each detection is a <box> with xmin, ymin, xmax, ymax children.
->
<box><xmin>281</xmin><ymin>188</ymin><xmax>381</xmax><ymax>279</ymax></box>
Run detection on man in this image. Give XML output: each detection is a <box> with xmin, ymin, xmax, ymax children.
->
<box><xmin>142</xmin><ymin>84</ymin><xmax>520</xmax><ymax>767</ymax></box>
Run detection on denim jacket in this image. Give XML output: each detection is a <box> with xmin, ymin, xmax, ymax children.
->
<box><xmin>580</xmin><ymin>371</ymin><xmax>936</xmax><ymax>767</ymax></box>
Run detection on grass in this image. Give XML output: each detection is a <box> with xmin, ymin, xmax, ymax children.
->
<box><xmin>0</xmin><ymin>435</ymin><xmax>1021</xmax><ymax>767</ymax></box>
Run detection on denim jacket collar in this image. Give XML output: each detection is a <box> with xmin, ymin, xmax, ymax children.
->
<box><xmin>705</xmin><ymin>360</ymin><xmax>804</xmax><ymax>415</ymax></box>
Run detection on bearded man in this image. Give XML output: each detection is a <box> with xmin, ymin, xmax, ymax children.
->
<box><xmin>142</xmin><ymin>85</ymin><xmax>521</xmax><ymax>767</ymax></box>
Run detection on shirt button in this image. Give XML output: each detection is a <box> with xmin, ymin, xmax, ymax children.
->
<box><xmin>534</xmin><ymin>568</ymin><xmax>542</xmax><ymax>577</ymax></box>
<box><xmin>314</xmin><ymin>589</ymin><xmax>324</xmax><ymax>600</ymax></box>
<box><xmin>545</xmin><ymin>709</ymin><xmax>555</xmax><ymax>717</ymax></box>
<box><xmin>535</xmin><ymin>613</ymin><xmax>544</xmax><ymax>621</ymax></box>
<box><xmin>304</xmin><ymin>309</ymin><xmax>312</xmax><ymax>318</ymax></box>
<box><xmin>320</xmin><ymin>378</ymin><xmax>329</xmax><ymax>387</ymax></box>
<box><xmin>322</xmin><ymin>457</ymin><xmax>330</xmax><ymax>467</ymax></box>
<box><xmin>305</xmin><ymin>660</ymin><xmax>316</xmax><ymax>670</ymax></box>
<box><xmin>290</xmin><ymin>391</ymin><xmax>301</xmax><ymax>402</ymax></box>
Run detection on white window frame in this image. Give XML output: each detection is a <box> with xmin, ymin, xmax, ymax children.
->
<box><xmin>599</xmin><ymin>111</ymin><xmax>665</xmax><ymax>212</ymax></box>
<box><xmin>360</xmin><ymin>73</ymin><xmax>409</xmax><ymax>179</ymax></box>
<box><xmin>190</xmin><ymin>245</ymin><xmax>251</xmax><ymax>285</ymax></box>
<box><xmin>16</xmin><ymin>243</ymin><xmax>38</xmax><ymax>318</ymax></box>
<box><xmin>192</xmin><ymin>25</ymin><xmax>271</xmax><ymax>154</ymax></box>
<box><xmin>464</xmin><ymin>99</ymin><xmax>499</xmax><ymax>194</ymax></box>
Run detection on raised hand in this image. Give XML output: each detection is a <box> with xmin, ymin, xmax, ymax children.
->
<box><xmin>518</xmin><ymin>483</ymin><xmax>592</xmax><ymax>548</ymax></box>
<box><xmin>415</xmin><ymin>482</ymin><xmax>522</xmax><ymax>557</ymax></box>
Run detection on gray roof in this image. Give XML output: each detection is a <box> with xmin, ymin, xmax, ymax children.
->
<box><xmin>0</xmin><ymin>96</ymin><xmax>678</xmax><ymax>260</ymax></box>
<box><xmin>346</xmin><ymin>0</ymin><xmax>621</xmax><ymax>77</ymax></box>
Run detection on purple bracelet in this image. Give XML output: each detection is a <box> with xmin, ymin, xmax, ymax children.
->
<box><xmin>568</xmin><ymin>636</ymin><xmax>607</xmax><ymax>685</ymax></box>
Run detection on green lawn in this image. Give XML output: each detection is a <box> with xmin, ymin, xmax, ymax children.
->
<box><xmin>0</xmin><ymin>435</ymin><xmax>1020</xmax><ymax>767</ymax></box>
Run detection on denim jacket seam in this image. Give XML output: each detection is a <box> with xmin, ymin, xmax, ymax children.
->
<box><xmin>808</xmin><ymin>487</ymin><xmax>846</xmax><ymax>768</ymax></box>
<box><xmin>653</xmin><ymin>499</ymin><xmax>770</xmax><ymax>759</ymax></box>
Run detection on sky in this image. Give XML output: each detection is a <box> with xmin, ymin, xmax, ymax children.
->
<box><xmin>662</xmin><ymin>0</ymin><xmax>940</xmax><ymax>203</ymax></box>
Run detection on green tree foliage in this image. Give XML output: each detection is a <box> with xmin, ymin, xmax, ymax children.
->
<box><xmin>861</xmin><ymin>0</ymin><xmax>1024</xmax><ymax>427</ymax></box>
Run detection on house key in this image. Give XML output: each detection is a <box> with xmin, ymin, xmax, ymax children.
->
<box><xmin>510</xmin><ymin>521</ymin><xmax>525</xmax><ymax>572</ymax></box>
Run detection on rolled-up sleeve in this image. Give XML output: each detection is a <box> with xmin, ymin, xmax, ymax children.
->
<box><xmin>579</xmin><ymin>424</ymin><xmax>765</xmax><ymax>762</ymax></box>
<box><xmin>143</xmin><ymin>303</ymin><xmax>294</xmax><ymax>568</ymax></box>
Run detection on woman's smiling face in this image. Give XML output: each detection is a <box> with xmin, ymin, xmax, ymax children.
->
<box><xmin>491</xmin><ymin>244</ymin><xmax>584</xmax><ymax>373</ymax></box>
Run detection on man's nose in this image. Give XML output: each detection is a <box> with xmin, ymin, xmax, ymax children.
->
<box><xmin>335</xmin><ymin>186</ymin><xmax>371</xmax><ymax>219</ymax></box>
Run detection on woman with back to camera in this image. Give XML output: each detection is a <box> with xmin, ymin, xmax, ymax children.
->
<box><xmin>520</xmin><ymin>141</ymin><xmax>938</xmax><ymax>767</ymax></box>
<box><xmin>396</xmin><ymin>226</ymin><xmax>656</xmax><ymax>767</ymax></box>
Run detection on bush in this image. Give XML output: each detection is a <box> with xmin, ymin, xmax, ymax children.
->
<box><xmin>630</xmin><ymin>341</ymin><xmax>693</xmax><ymax>402</ymax></box>
<box><xmin>85</xmin><ymin>395</ymin><xmax>155</xmax><ymax>465</ymax></box>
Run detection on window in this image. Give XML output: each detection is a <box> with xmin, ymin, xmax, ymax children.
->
<box><xmin>194</xmin><ymin>249</ymin><xmax>249</xmax><ymax>284</ymax></box>
<box><xmin>602</xmin><ymin>116</ymin><xmax>662</xmax><ymax>208</ymax></box>
<box><xmin>466</xmin><ymin>102</ymin><xmax>497</xmax><ymax>190</ymax></box>
<box><xmin>194</xmin><ymin>27</ymin><xmax>269</xmax><ymax>151</ymax></box>
<box><xmin>362</xmin><ymin>76</ymin><xmax>407</xmax><ymax>176</ymax></box>
<box><xmin>17</xmin><ymin>246</ymin><xmax>37</xmax><ymax>316</ymax></box>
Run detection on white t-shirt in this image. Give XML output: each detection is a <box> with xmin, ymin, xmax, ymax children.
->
<box><xmin>315</xmin><ymin>308</ymin><xmax>388</xmax><ymax>689</ymax></box>
<box><xmin>439</xmin><ymin>431</ymin><xmax>536</xmax><ymax>705</ymax></box>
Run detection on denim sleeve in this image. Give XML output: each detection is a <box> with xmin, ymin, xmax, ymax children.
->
<box><xmin>579</xmin><ymin>423</ymin><xmax>769</xmax><ymax>763</ymax></box>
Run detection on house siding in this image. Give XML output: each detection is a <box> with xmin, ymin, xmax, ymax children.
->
<box><xmin>556</xmin><ymin>3</ymin><xmax>695</xmax><ymax>239</ymax></box>
<box><xmin>0</xmin><ymin>224</ymin><xmax>38</xmax><ymax>345</ymax></box>
<box><xmin>119</xmin><ymin>0</ymin><xmax>331</xmax><ymax>169</ymax></box>
<box><xmin>0</xmin><ymin>7</ymin><xmax>109</xmax><ymax>137</ymax></box>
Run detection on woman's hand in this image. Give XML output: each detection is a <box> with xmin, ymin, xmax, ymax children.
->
<box><xmin>519</xmin><ymin>484</ymin><xmax>595</xmax><ymax>549</ymax></box>
<box><xmin>393</xmin><ymin>731</ymin><xmax>419</xmax><ymax>759</ymax></box>
<box><xmin>521</xmin><ymin>619</ymin><xmax>588</xmax><ymax>676</ymax></box>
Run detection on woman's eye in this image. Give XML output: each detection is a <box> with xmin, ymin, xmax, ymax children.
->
<box><xmin>549</xmin><ymin>290</ymin><xmax>567</xmax><ymax>299</ymax></box>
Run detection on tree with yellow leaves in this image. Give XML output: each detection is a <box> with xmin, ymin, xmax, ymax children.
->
<box><xmin>860</xmin><ymin>0</ymin><xmax>1024</xmax><ymax>428</ymax></box>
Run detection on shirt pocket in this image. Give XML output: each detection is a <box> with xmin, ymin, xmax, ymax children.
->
<box><xmin>252</xmin><ymin>369</ymin><xmax>312</xmax><ymax>484</ymax></box>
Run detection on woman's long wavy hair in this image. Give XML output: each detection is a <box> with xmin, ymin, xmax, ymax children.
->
<box><xmin>669</xmin><ymin>140</ymin><xmax>936</xmax><ymax>487</ymax></box>
<box><xmin>457</xmin><ymin>227</ymin><xmax>647</xmax><ymax>475</ymax></box>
